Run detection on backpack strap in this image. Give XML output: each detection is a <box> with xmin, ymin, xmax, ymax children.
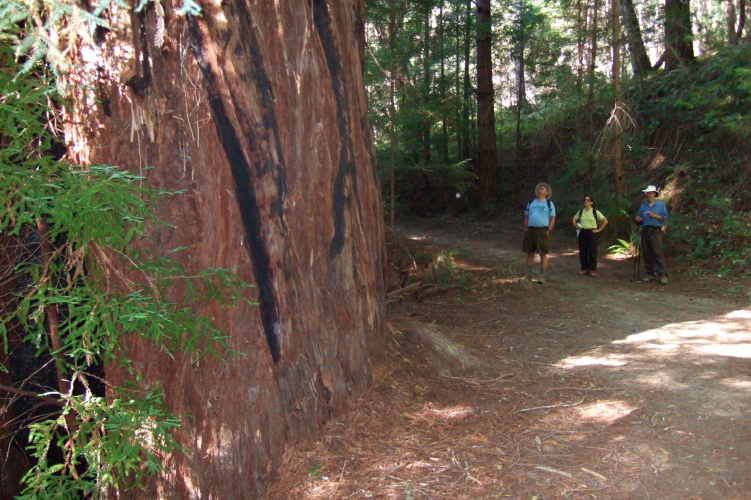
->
<box><xmin>576</xmin><ymin>207</ymin><xmax>600</xmax><ymax>226</ymax></box>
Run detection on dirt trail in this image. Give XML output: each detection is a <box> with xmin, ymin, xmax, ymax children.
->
<box><xmin>265</xmin><ymin>219</ymin><xmax>751</xmax><ymax>500</ymax></box>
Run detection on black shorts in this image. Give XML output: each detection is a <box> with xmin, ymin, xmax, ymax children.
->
<box><xmin>523</xmin><ymin>227</ymin><xmax>550</xmax><ymax>254</ymax></box>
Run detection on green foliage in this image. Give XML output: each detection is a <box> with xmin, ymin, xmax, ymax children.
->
<box><xmin>0</xmin><ymin>0</ymin><xmax>202</xmax><ymax>78</ymax></box>
<box><xmin>607</xmin><ymin>232</ymin><xmax>639</xmax><ymax>258</ymax></box>
<box><xmin>1</xmin><ymin>9</ymin><xmax>253</xmax><ymax>498</ymax></box>
<box><xmin>640</xmin><ymin>44</ymin><xmax>751</xmax><ymax>141</ymax></box>
<box><xmin>380</xmin><ymin>160</ymin><xmax>476</xmax><ymax>216</ymax></box>
<box><xmin>667</xmin><ymin>196</ymin><xmax>751</xmax><ymax>274</ymax></box>
<box><xmin>18</xmin><ymin>391</ymin><xmax>182</xmax><ymax>498</ymax></box>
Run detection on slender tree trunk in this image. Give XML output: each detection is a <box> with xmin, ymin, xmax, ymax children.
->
<box><xmin>586</xmin><ymin>0</ymin><xmax>600</xmax><ymax>191</ymax></box>
<box><xmin>461</xmin><ymin>0</ymin><xmax>473</xmax><ymax>161</ymax></box>
<box><xmin>390</xmin><ymin>1</ymin><xmax>397</xmax><ymax>231</ymax></box>
<box><xmin>455</xmin><ymin>10</ymin><xmax>462</xmax><ymax>158</ymax></box>
<box><xmin>454</xmin><ymin>14</ymin><xmax>463</xmax><ymax>160</ymax></box>
<box><xmin>476</xmin><ymin>0</ymin><xmax>498</xmax><ymax>209</ymax></box>
<box><xmin>726</xmin><ymin>0</ymin><xmax>740</xmax><ymax>45</ymax></box>
<box><xmin>422</xmin><ymin>6</ymin><xmax>432</xmax><ymax>164</ymax></box>
<box><xmin>665</xmin><ymin>0</ymin><xmax>696</xmax><ymax>71</ymax></box>
<box><xmin>621</xmin><ymin>0</ymin><xmax>652</xmax><ymax>79</ymax></box>
<box><xmin>64</xmin><ymin>1</ymin><xmax>386</xmax><ymax>497</ymax></box>
<box><xmin>613</xmin><ymin>0</ymin><xmax>626</xmax><ymax>199</ymax></box>
<box><xmin>576</xmin><ymin>0</ymin><xmax>588</xmax><ymax>90</ymax></box>
<box><xmin>439</xmin><ymin>2</ymin><xmax>449</xmax><ymax>163</ymax></box>
<box><xmin>737</xmin><ymin>0</ymin><xmax>747</xmax><ymax>41</ymax></box>
<box><xmin>514</xmin><ymin>0</ymin><xmax>526</xmax><ymax>160</ymax></box>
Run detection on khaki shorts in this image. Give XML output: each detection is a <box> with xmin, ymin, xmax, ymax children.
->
<box><xmin>523</xmin><ymin>227</ymin><xmax>550</xmax><ymax>254</ymax></box>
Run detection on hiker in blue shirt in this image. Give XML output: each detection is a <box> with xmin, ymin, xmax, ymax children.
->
<box><xmin>635</xmin><ymin>185</ymin><xmax>669</xmax><ymax>284</ymax></box>
<box><xmin>523</xmin><ymin>182</ymin><xmax>556</xmax><ymax>284</ymax></box>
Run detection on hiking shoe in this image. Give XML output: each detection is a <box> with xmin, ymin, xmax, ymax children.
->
<box><xmin>537</xmin><ymin>276</ymin><xmax>546</xmax><ymax>285</ymax></box>
<box><xmin>660</xmin><ymin>275</ymin><xmax>668</xmax><ymax>285</ymax></box>
<box><xmin>579</xmin><ymin>270</ymin><xmax>588</xmax><ymax>275</ymax></box>
<box><xmin>524</xmin><ymin>274</ymin><xmax>533</xmax><ymax>282</ymax></box>
<box><xmin>642</xmin><ymin>275</ymin><xmax>654</xmax><ymax>282</ymax></box>
<box><xmin>588</xmin><ymin>271</ymin><xmax>597</xmax><ymax>277</ymax></box>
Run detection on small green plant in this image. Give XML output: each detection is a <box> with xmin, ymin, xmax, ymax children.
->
<box><xmin>608</xmin><ymin>232</ymin><xmax>639</xmax><ymax>257</ymax></box>
<box><xmin>308</xmin><ymin>465</ymin><xmax>325</xmax><ymax>479</ymax></box>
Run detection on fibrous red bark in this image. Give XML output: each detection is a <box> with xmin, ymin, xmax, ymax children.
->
<box><xmin>476</xmin><ymin>0</ymin><xmax>498</xmax><ymax>210</ymax></box>
<box><xmin>64</xmin><ymin>1</ymin><xmax>386</xmax><ymax>497</ymax></box>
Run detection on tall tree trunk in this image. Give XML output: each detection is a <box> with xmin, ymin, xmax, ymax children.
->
<box><xmin>576</xmin><ymin>0</ymin><xmax>588</xmax><ymax>91</ymax></box>
<box><xmin>461</xmin><ymin>0</ymin><xmax>473</xmax><ymax>161</ymax></box>
<box><xmin>514</xmin><ymin>0</ymin><xmax>526</xmax><ymax>160</ymax></box>
<box><xmin>664</xmin><ymin>0</ymin><xmax>696</xmax><ymax>71</ymax></box>
<box><xmin>422</xmin><ymin>6</ymin><xmax>432</xmax><ymax>165</ymax></box>
<box><xmin>621</xmin><ymin>0</ymin><xmax>652</xmax><ymax>79</ymax></box>
<box><xmin>613</xmin><ymin>0</ymin><xmax>626</xmax><ymax>199</ymax></box>
<box><xmin>64</xmin><ymin>1</ymin><xmax>386</xmax><ymax>497</ymax></box>
<box><xmin>439</xmin><ymin>1</ymin><xmax>449</xmax><ymax>163</ymax></box>
<box><xmin>736</xmin><ymin>0</ymin><xmax>747</xmax><ymax>41</ymax></box>
<box><xmin>455</xmin><ymin>10</ymin><xmax>463</xmax><ymax>158</ymax></box>
<box><xmin>586</xmin><ymin>0</ymin><xmax>600</xmax><ymax>191</ymax></box>
<box><xmin>726</xmin><ymin>0</ymin><xmax>740</xmax><ymax>45</ymax></box>
<box><xmin>476</xmin><ymin>0</ymin><xmax>498</xmax><ymax>209</ymax></box>
<box><xmin>390</xmin><ymin>0</ymin><xmax>397</xmax><ymax>231</ymax></box>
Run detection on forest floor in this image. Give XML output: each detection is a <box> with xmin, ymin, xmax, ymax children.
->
<box><xmin>264</xmin><ymin>217</ymin><xmax>751</xmax><ymax>500</ymax></box>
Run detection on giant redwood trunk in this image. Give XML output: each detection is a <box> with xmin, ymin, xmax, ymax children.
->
<box><xmin>476</xmin><ymin>0</ymin><xmax>498</xmax><ymax>210</ymax></box>
<box><xmin>63</xmin><ymin>0</ymin><xmax>386</xmax><ymax>497</ymax></box>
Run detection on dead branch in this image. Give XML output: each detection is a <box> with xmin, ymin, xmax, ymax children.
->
<box><xmin>517</xmin><ymin>397</ymin><xmax>585</xmax><ymax>413</ymax></box>
<box><xmin>387</xmin><ymin>281</ymin><xmax>422</xmax><ymax>299</ymax></box>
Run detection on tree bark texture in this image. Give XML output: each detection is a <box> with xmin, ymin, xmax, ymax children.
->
<box><xmin>725</xmin><ymin>0</ymin><xmax>740</xmax><ymax>45</ymax></box>
<box><xmin>476</xmin><ymin>0</ymin><xmax>499</xmax><ymax>209</ymax></box>
<box><xmin>664</xmin><ymin>0</ymin><xmax>695</xmax><ymax>71</ymax></box>
<box><xmin>63</xmin><ymin>1</ymin><xmax>386</xmax><ymax>497</ymax></box>
<box><xmin>620</xmin><ymin>0</ymin><xmax>652</xmax><ymax>78</ymax></box>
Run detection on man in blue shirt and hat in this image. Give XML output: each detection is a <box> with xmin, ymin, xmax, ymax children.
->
<box><xmin>635</xmin><ymin>185</ymin><xmax>669</xmax><ymax>284</ymax></box>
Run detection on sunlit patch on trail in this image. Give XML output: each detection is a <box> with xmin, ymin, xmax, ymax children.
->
<box><xmin>575</xmin><ymin>400</ymin><xmax>637</xmax><ymax>424</ymax></box>
<box><xmin>556</xmin><ymin>309</ymin><xmax>751</xmax><ymax>369</ymax></box>
<box><xmin>555</xmin><ymin>353</ymin><xmax>629</xmax><ymax>367</ymax></box>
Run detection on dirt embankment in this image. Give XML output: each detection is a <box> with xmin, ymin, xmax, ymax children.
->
<box><xmin>265</xmin><ymin>218</ymin><xmax>751</xmax><ymax>500</ymax></box>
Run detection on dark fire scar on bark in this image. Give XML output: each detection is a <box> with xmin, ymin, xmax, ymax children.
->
<box><xmin>312</xmin><ymin>0</ymin><xmax>360</xmax><ymax>261</ymax></box>
<box><xmin>231</xmin><ymin>0</ymin><xmax>288</xmax><ymax>233</ymax></box>
<box><xmin>125</xmin><ymin>9</ymin><xmax>152</xmax><ymax>97</ymax></box>
<box><xmin>187</xmin><ymin>17</ymin><xmax>281</xmax><ymax>362</ymax></box>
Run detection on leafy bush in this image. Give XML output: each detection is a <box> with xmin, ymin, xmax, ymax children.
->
<box><xmin>667</xmin><ymin>196</ymin><xmax>751</xmax><ymax>274</ymax></box>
